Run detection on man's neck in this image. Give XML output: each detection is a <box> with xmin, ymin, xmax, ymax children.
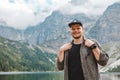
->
<box><xmin>73</xmin><ymin>36</ymin><xmax>83</xmax><ymax>44</ymax></box>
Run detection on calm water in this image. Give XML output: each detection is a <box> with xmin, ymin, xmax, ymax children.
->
<box><xmin>0</xmin><ymin>72</ymin><xmax>120</xmax><ymax>80</ymax></box>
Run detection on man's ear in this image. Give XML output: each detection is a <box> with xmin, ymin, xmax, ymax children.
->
<box><xmin>82</xmin><ymin>27</ymin><xmax>84</xmax><ymax>32</ymax></box>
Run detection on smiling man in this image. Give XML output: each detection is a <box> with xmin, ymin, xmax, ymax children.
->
<box><xmin>57</xmin><ymin>19</ymin><xmax>109</xmax><ymax>80</ymax></box>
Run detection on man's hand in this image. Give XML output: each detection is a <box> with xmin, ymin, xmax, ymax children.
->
<box><xmin>60</xmin><ymin>43</ymin><xmax>72</xmax><ymax>52</ymax></box>
<box><xmin>85</xmin><ymin>39</ymin><xmax>100</xmax><ymax>61</ymax></box>
<box><xmin>85</xmin><ymin>39</ymin><xmax>94</xmax><ymax>47</ymax></box>
<box><xmin>58</xmin><ymin>43</ymin><xmax>72</xmax><ymax>62</ymax></box>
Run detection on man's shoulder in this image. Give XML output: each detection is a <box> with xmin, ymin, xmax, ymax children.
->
<box><xmin>90</xmin><ymin>39</ymin><xmax>98</xmax><ymax>42</ymax></box>
<box><xmin>85</xmin><ymin>38</ymin><xmax>99</xmax><ymax>43</ymax></box>
<box><xmin>88</xmin><ymin>38</ymin><xmax>102</xmax><ymax>47</ymax></box>
<box><xmin>59</xmin><ymin>42</ymin><xmax>72</xmax><ymax>52</ymax></box>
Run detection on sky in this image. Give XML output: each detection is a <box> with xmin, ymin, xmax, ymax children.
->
<box><xmin>0</xmin><ymin>0</ymin><xmax>119</xmax><ymax>29</ymax></box>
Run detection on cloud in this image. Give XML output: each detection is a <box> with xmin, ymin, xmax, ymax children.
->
<box><xmin>0</xmin><ymin>0</ymin><xmax>70</xmax><ymax>29</ymax></box>
<box><xmin>0</xmin><ymin>0</ymin><xmax>36</xmax><ymax>29</ymax></box>
<box><xmin>70</xmin><ymin>0</ymin><xmax>88</xmax><ymax>5</ymax></box>
<box><xmin>0</xmin><ymin>0</ymin><xmax>119</xmax><ymax>29</ymax></box>
<box><xmin>59</xmin><ymin>0</ymin><xmax>120</xmax><ymax>16</ymax></box>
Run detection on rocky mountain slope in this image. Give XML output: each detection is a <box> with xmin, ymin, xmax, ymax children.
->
<box><xmin>89</xmin><ymin>2</ymin><xmax>120</xmax><ymax>43</ymax></box>
<box><xmin>0</xmin><ymin>36</ymin><xmax>56</xmax><ymax>71</ymax></box>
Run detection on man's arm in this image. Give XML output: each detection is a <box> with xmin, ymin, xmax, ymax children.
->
<box><xmin>57</xmin><ymin>43</ymin><xmax>72</xmax><ymax>70</ymax></box>
<box><xmin>57</xmin><ymin>49</ymin><xmax>64</xmax><ymax>70</ymax></box>
<box><xmin>93</xmin><ymin>41</ymin><xmax>109</xmax><ymax>66</ymax></box>
<box><xmin>85</xmin><ymin>39</ymin><xmax>109</xmax><ymax>66</ymax></box>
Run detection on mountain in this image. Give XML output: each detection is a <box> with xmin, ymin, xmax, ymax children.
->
<box><xmin>0</xmin><ymin>2</ymin><xmax>120</xmax><ymax>72</ymax></box>
<box><xmin>0</xmin><ymin>36</ymin><xmax>56</xmax><ymax>71</ymax></box>
<box><xmin>89</xmin><ymin>2</ymin><xmax>120</xmax><ymax>43</ymax></box>
<box><xmin>0</xmin><ymin>25</ymin><xmax>24</xmax><ymax>41</ymax></box>
<box><xmin>0</xmin><ymin>4</ymin><xmax>97</xmax><ymax>72</ymax></box>
<box><xmin>26</xmin><ymin>11</ymin><xmax>96</xmax><ymax>52</ymax></box>
<box><xmin>0</xmin><ymin>11</ymin><xmax>96</xmax><ymax>53</ymax></box>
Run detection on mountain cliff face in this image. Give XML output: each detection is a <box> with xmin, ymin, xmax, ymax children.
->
<box><xmin>0</xmin><ymin>25</ymin><xmax>24</xmax><ymax>41</ymax></box>
<box><xmin>89</xmin><ymin>2</ymin><xmax>120</xmax><ymax>43</ymax></box>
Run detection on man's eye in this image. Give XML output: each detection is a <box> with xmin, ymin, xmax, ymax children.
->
<box><xmin>78</xmin><ymin>28</ymin><xmax>82</xmax><ymax>30</ymax></box>
<box><xmin>72</xmin><ymin>29</ymin><xmax>75</xmax><ymax>30</ymax></box>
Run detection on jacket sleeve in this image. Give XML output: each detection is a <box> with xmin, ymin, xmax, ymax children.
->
<box><xmin>94</xmin><ymin>40</ymin><xmax>109</xmax><ymax>66</ymax></box>
<box><xmin>57</xmin><ymin>58</ymin><xmax>64</xmax><ymax>70</ymax></box>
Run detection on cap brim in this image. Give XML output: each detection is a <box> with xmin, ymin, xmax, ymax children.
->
<box><xmin>68</xmin><ymin>22</ymin><xmax>82</xmax><ymax>27</ymax></box>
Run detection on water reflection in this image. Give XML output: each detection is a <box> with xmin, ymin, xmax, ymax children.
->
<box><xmin>0</xmin><ymin>72</ymin><xmax>120</xmax><ymax>80</ymax></box>
<box><xmin>0</xmin><ymin>72</ymin><xmax>64</xmax><ymax>80</ymax></box>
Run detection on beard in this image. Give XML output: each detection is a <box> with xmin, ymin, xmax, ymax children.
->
<box><xmin>72</xmin><ymin>35</ymin><xmax>81</xmax><ymax>39</ymax></box>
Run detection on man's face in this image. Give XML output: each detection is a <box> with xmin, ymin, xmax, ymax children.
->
<box><xmin>70</xmin><ymin>24</ymin><xmax>84</xmax><ymax>39</ymax></box>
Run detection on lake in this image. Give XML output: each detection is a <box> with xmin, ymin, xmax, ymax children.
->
<box><xmin>0</xmin><ymin>72</ymin><xmax>120</xmax><ymax>80</ymax></box>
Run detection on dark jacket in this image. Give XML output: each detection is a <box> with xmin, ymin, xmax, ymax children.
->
<box><xmin>57</xmin><ymin>38</ymin><xmax>109</xmax><ymax>80</ymax></box>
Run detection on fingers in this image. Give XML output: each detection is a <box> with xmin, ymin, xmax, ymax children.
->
<box><xmin>85</xmin><ymin>39</ymin><xmax>94</xmax><ymax>47</ymax></box>
<box><xmin>60</xmin><ymin>43</ymin><xmax>72</xmax><ymax>52</ymax></box>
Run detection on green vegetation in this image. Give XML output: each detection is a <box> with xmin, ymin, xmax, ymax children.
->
<box><xmin>0</xmin><ymin>37</ymin><xmax>57</xmax><ymax>71</ymax></box>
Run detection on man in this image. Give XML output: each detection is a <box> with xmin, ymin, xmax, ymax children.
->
<box><xmin>57</xmin><ymin>19</ymin><xmax>109</xmax><ymax>80</ymax></box>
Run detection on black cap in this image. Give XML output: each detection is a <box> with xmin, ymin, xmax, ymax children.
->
<box><xmin>68</xmin><ymin>19</ymin><xmax>83</xmax><ymax>27</ymax></box>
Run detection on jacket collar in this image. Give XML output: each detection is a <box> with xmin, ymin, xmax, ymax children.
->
<box><xmin>71</xmin><ymin>36</ymin><xmax>87</xmax><ymax>45</ymax></box>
